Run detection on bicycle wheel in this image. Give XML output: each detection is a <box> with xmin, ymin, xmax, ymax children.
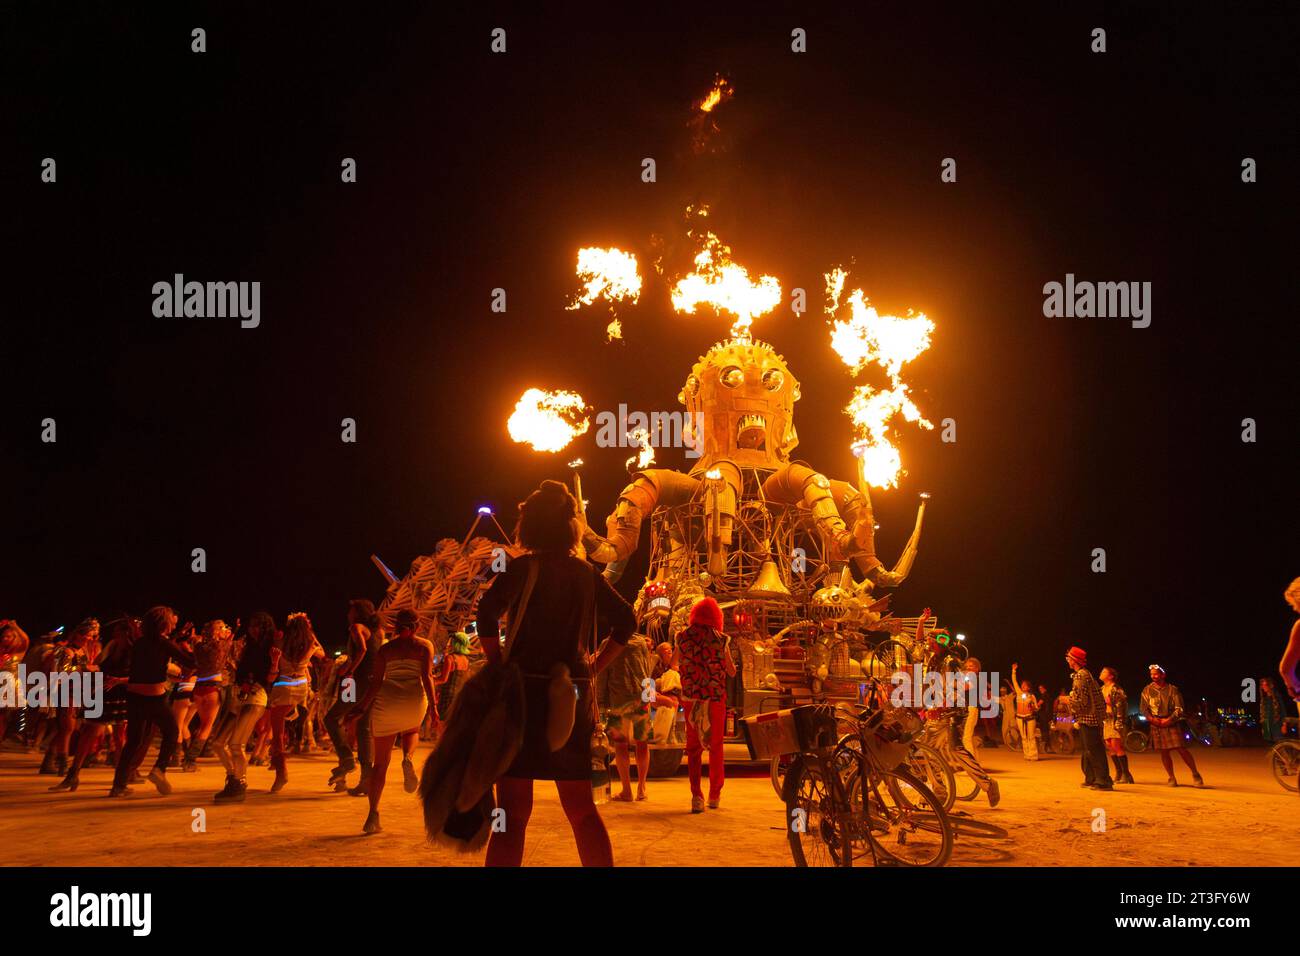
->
<box><xmin>851</xmin><ymin>765</ymin><xmax>953</xmax><ymax>867</ymax></box>
<box><xmin>947</xmin><ymin>814</ymin><xmax>1010</xmax><ymax>840</ymax></box>
<box><xmin>1269</xmin><ymin>740</ymin><xmax>1300</xmax><ymax>792</ymax></box>
<box><xmin>1125</xmin><ymin>728</ymin><xmax>1149</xmax><ymax>752</ymax></box>
<box><xmin>784</xmin><ymin>755</ymin><xmax>853</xmax><ymax>867</ymax></box>
<box><xmin>1050</xmin><ymin>729</ymin><xmax>1075</xmax><ymax>754</ymax></box>
<box><xmin>905</xmin><ymin>740</ymin><xmax>956</xmax><ymax>812</ymax></box>
<box><xmin>1006</xmin><ymin>725</ymin><xmax>1022</xmax><ymax>752</ymax></box>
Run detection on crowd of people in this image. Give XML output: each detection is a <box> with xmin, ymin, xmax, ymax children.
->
<box><xmin>3</xmin><ymin>491</ymin><xmax>1298</xmax><ymax>864</ymax></box>
<box><xmin>0</xmin><ymin>602</ymin><xmax>469</xmax><ymax>834</ymax></box>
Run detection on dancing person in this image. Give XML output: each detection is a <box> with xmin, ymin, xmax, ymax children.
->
<box><xmin>41</xmin><ymin>618</ymin><xmax>97</xmax><ymax>776</ymax></box>
<box><xmin>1280</xmin><ymin>578</ymin><xmax>1300</xmax><ymax>705</ymax></box>
<box><xmin>265</xmin><ymin>612</ymin><xmax>324</xmax><ymax>793</ymax></box>
<box><xmin>1260</xmin><ymin>677</ymin><xmax>1288</xmax><ymax>743</ymax></box>
<box><xmin>166</xmin><ymin>622</ymin><xmax>199</xmax><ymax>768</ymax></box>
<box><xmin>475</xmin><ymin>479</ymin><xmax>635</xmax><ymax>867</ymax></box>
<box><xmin>346</xmin><ymin>609</ymin><xmax>437</xmax><ymax>834</ymax></box>
<box><xmin>598</xmin><ymin>629</ymin><xmax>654</xmax><ymax>802</ymax></box>
<box><xmin>960</xmin><ymin>655</ymin><xmax>983</xmax><ymax>755</ymax></box>
<box><xmin>109</xmin><ymin>606</ymin><xmax>196</xmax><ymax>797</ymax></box>
<box><xmin>1100</xmin><ymin>667</ymin><xmax>1134</xmax><ymax>784</ymax></box>
<box><xmin>181</xmin><ymin>620</ymin><xmax>233</xmax><ymax>771</ymax></box>
<box><xmin>1066</xmin><ymin>646</ymin><xmax>1112</xmax><ymax>791</ymax></box>
<box><xmin>210</xmin><ymin>611</ymin><xmax>276</xmax><ymax>803</ymax></box>
<box><xmin>998</xmin><ymin>680</ymin><xmax>1016</xmax><ymax>749</ymax></box>
<box><xmin>1140</xmin><ymin>664</ymin><xmax>1203</xmax><ymax>787</ymax></box>
<box><xmin>1011</xmin><ymin>663</ymin><xmax>1039</xmax><ymax>761</ymax></box>
<box><xmin>325</xmin><ymin>599</ymin><xmax>384</xmax><ymax>794</ymax></box>
<box><xmin>50</xmin><ymin>614</ymin><xmax>134</xmax><ymax>791</ymax></box>
<box><xmin>674</xmin><ymin>596</ymin><xmax>735</xmax><ymax>813</ymax></box>
<box><xmin>0</xmin><ymin>620</ymin><xmax>31</xmax><ymax>747</ymax></box>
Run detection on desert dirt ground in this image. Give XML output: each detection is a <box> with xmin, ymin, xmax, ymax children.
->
<box><xmin>1</xmin><ymin>741</ymin><xmax>1296</xmax><ymax>867</ymax></box>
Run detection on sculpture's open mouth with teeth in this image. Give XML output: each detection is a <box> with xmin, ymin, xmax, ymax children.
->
<box><xmin>737</xmin><ymin>412</ymin><xmax>767</xmax><ymax>450</ymax></box>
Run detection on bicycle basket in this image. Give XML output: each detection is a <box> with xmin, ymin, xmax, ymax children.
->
<box><xmin>740</xmin><ymin>705</ymin><xmax>839</xmax><ymax>760</ymax></box>
<box><xmin>861</xmin><ymin>707</ymin><xmax>923</xmax><ymax>768</ymax></box>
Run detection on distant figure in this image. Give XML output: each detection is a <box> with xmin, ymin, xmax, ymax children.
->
<box><xmin>1011</xmin><ymin>663</ymin><xmax>1039</xmax><ymax>761</ymax></box>
<box><xmin>265</xmin><ymin>612</ymin><xmax>325</xmax><ymax>793</ymax></box>
<box><xmin>1140</xmin><ymin>665</ymin><xmax>1203</xmax><ymax>788</ymax></box>
<box><xmin>1036</xmin><ymin>683</ymin><xmax>1053</xmax><ymax>752</ymax></box>
<box><xmin>598</xmin><ymin>631</ymin><xmax>654</xmax><ymax>802</ymax></box>
<box><xmin>1066</xmin><ymin>646</ymin><xmax>1112</xmax><ymax>791</ymax></box>
<box><xmin>1099</xmin><ymin>667</ymin><xmax>1134</xmax><ymax>784</ymax></box>
<box><xmin>1259</xmin><ymin>677</ymin><xmax>1288</xmax><ymax>743</ymax></box>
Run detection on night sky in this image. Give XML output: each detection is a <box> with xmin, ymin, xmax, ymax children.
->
<box><xmin>6</xmin><ymin>4</ymin><xmax>1297</xmax><ymax>708</ymax></box>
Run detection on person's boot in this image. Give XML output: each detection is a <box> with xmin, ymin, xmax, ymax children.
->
<box><xmin>49</xmin><ymin>766</ymin><xmax>80</xmax><ymax>792</ymax></box>
<box><xmin>168</xmin><ymin>748</ymin><xmax>182</xmax><ymax>769</ymax></box>
<box><xmin>1191</xmin><ymin>772</ymin><xmax>1204</xmax><ymax>788</ymax></box>
<box><xmin>348</xmin><ymin>768</ymin><xmax>371</xmax><ymax>797</ymax></box>
<box><xmin>1111</xmin><ymin>756</ymin><xmax>1125</xmax><ymax>783</ymax></box>
<box><xmin>214</xmin><ymin>773</ymin><xmax>247</xmax><ymax>803</ymax></box>
<box><xmin>270</xmin><ymin>754</ymin><xmax>288</xmax><ymax>793</ymax></box>
<box><xmin>1119</xmin><ymin>755</ymin><xmax>1135</xmax><ymax>784</ymax></box>
<box><xmin>38</xmin><ymin>749</ymin><xmax>58</xmax><ymax>775</ymax></box>
<box><xmin>148</xmin><ymin>766</ymin><xmax>173</xmax><ymax>795</ymax></box>
<box><xmin>55</xmin><ymin>754</ymin><xmax>68</xmax><ymax>776</ymax></box>
<box><xmin>402</xmin><ymin>756</ymin><xmax>418</xmax><ymax>794</ymax></box>
<box><xmin>107</xmin><ymin>784</ymin><xmax>133</xmax><ymax>797</ymax></box>
<box><xmin>181</xmin><ymin>736</ymin><xmax>204</xmax><ymax>773</ymax></box>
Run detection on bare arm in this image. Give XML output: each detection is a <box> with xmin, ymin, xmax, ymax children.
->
<box><xmin>1280</xmin><ymin>619</ymin><xmax>1300</xmax><ymax>696</ymax></box>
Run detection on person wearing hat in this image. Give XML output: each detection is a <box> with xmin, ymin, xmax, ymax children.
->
<box><xmin>1140</xmin><ymin>665</ymin><xmax>1203</xmax><ymax>787</ymax></box>
<box><xmin>1066</xmin><ymin>646</ymin><xmax>1112</xmax><ymax>790</ymax></box>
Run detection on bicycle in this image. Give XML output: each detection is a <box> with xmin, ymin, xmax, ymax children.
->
<box><xmin>1268</xmin><ymin>739</ymin><xmax>1300</xmax><ymax>792</ymax></box>
<box><xmin>748</xmin><ymin>702</ymin><xmax>953</xmax><ymax>867</ymax></box>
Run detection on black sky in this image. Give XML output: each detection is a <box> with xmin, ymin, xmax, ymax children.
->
<box><xmin>5</xmin><ymin>3</ymin><xmax>1297</xmax><ymax>707</ymax></box>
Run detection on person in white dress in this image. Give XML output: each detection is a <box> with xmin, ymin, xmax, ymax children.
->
<box><xmin>347</xmin><ymin>609</ymin><xmax>437</xmax><ymax>834</ymax></box>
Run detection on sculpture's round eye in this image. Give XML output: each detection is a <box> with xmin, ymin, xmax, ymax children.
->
<box><xmin>762</xmin><ymin>368</ymin><xmax>785</xmax><ymax>391</ymax></box>
<box><xmin>721</xmin><ymin>366</ymin><xmax>744</xmax><ymax>388</ymax></box>
<box><xmin>683</xmin><ymin>374</ymin><xmax>700</xmax><ymax>397</ymax></box>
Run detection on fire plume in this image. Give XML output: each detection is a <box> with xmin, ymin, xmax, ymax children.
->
<box><xmin>568</xmin><ymin>247</ymin><xmax>642</xmax><ymax>315</ymax></box>
<box><xmin>625</xmin><ymin>427</ymin><xmax>656</xmax><ymax>471</ymax></box>
<box><xmin>827</xmin><ymin>273</ymin><xmax>934</xmax><ymax>489</ymax></box>
<box><xmin>671</xmin><ymin>231</ymin><xmax>782</xmax><ymax>341</ymax></box>
<box><xmin>698</xmin><ymin>76</ymin><xmax>733</xmax><ymax>113</ymax></box>
<box><xmin>507</xmin><ymin>388</ymin><xmax>590</xmax><ymax>453</ymax></box>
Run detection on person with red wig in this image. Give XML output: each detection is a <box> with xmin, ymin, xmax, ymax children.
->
<box><xmin>673</xmin><ymin>596</ymin><xmax>735</xmax><ymax>813</ymax></box>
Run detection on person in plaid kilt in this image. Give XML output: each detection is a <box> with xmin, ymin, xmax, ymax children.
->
<box><xmin>1066</xmin><ymin>646</ymin><xmax>1112</xmax><ymax>790</ymax></box>
<box><xmin>1140</xmin><ymin>665</ymin><xmax>1203</xmax><ymax>787</ymax></box>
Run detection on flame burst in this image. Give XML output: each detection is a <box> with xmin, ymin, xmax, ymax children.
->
<box><xmin>568</xmin><ymin>246</ymin><xmax>642</xmax><ymax>316</ymax></box>
<box><xmin>508</xmin><ymin>388</ymin><xmax>590</xmax><ymax>453</ymax></box>
<box><xmin>827</xmin><ymin>273</ymin><xmax>934</xmax><ymax>488</ymax></box>
<box><xmin>625</xmin><ymin>427</ymin><xmax>655</xmax><ymax>471</ymax></box>
<box><xmin>671</xmin><ymin>232</ymin><xmax>782</xmax><ymax>341</ymax></box>
<box><xmin>698</xmin><ymin>76</ymin><xmax>733</xmax><ymax>113</ymax></box>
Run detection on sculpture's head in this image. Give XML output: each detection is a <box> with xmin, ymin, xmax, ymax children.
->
<box><xmin>679</xmin><ymin>337</ymin><xmax>799</xmax><ymax>469</ymax></box>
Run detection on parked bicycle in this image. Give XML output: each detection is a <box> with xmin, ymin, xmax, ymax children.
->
<box><xmin>744</xmin><ymin>701</ymin><xmax>953</xmax><ymax>867</ymax></box>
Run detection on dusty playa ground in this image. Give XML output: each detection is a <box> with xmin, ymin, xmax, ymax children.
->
<box><xmin>0</xmin><ymin>744</ymin><xmax>1295</xmax><ymax>867</ymax></box>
